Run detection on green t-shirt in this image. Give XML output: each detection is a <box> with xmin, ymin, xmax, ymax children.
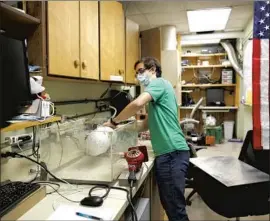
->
<box><xmin>145</xmin><ymin>78</ymin><xmax>189</xmax><ymax>156</ymax></box>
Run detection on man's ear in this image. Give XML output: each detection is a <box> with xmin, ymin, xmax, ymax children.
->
<box><xmin>150</xmin><ymin>67</ymin><xmax>156</xmax><ymax>73</ymax></box>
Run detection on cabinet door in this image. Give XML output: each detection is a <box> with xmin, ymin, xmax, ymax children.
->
<box><xmin>114</xmin><ymin>2</ymin><xmax>125</xmax><ymax>81</ymax></box>
<box><xmin>126</xmin><ymin>19</ymin><xmax>139</xmax><ymax>84</ymax></box>
<box><xmin>100</xmin><ymin>1</ymin><xmax>125</xmax><ymax>81</ymax></box>
<box><xmin>80</xmin><ymin>1</ymin><xmax>99</xmax><ymax>80</ymax></box>
<box><xmin>47</xmin><ymin>1</ymin><xmax>80</xmax><ymax>77</ymax></box>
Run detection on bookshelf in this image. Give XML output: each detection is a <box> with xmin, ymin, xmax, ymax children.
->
<box><xmin>182</xmin><ymin>84</ymin><xmax>236</xmax><ymax>88</ymax></box>
<box><xmin>181</xmin><ymin>53</ymin><xmax>227</xmax><ymax>58</ymax></box>
<box><xmin>180</xmin><ymin>50</ymin><xmax>240</xmax><ymax>134</ymax></box>
<box><xmin>182</xmin><ymin>64</ymin><xmax>232</xmax><ymax>69</ymax></box>
<box><xmin>0</xmin><ymin>2</ymin><xmax>40</xmax><ymax>39</ymax></box>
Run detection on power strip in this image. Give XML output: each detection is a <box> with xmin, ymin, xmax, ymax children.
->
<box><xmin>5</xmin><ymin>133</ymin><xmax>33</xmax><ymax>145</ymax></box>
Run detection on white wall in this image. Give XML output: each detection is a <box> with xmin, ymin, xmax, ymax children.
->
<box><xmin>236</xmin><ymin>17</ymin><xmax>253</xmax><ymax>139</ymax></box>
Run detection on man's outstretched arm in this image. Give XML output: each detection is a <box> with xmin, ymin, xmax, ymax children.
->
<box><xmin>104</xmin><ymin>92</ymin><xmax>152</xmax><ymax>127</ymax></box>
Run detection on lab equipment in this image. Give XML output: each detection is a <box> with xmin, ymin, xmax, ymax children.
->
<box><xmin>124</xmin><ymin>146</ymin><xmax>148</xmax><ymax>184</ymax></box>
<box><xmin>45</xmin><ymin>118</ymin><xmax>138</xmax><ymax>184</ymax></box>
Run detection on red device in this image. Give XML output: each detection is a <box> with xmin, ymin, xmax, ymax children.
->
<box><xmin>124</xmin><ymin>146</ymin><xmax>148</xmax><ymax>172</ymax></box>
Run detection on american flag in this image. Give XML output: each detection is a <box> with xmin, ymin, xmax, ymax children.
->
<box><xmin>252</xmin><ymin>1</ymin><xmax>270</xmax><ymax>150</ymax></box>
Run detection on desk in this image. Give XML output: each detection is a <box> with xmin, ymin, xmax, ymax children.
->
<box><xmin>18</xmin><ymin>159</ymin><xmax>163</xmax><ymax>221</ymax></box>
<box><xmin>190</xmin><ymin>156</ymin><xmax>269</xmax><ymax>218</ymax></box>
<box><xmin>190</xmin><ymin>156</ymin><xmax>269</xmax><ymax>187</ymax></box>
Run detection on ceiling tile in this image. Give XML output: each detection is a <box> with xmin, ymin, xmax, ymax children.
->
<box><xmin>229</xmin><ymin>5</ymin><xmax>253</xmax><ymax>20</ymax></box>
<box><xmin>127</xmin><ymin>1</ymin><xmax>186</xmax><ymax>15</ymax></box>
<box><xmin>125</xmin><ymin>0</ymin><xmax>254</xmax><ymax>34</ymax></box>
<box><xmin>175</xmin><ymin>23</ymin><xmax>190</xmax><ymax>33</ymax></box>
<box><xmin>127</xmin><ymin>15</ymin><xmax>150</xmax><ymax>26</ymax></box>
<box><xmin>145</xmin><ymin>12</ymin><xmax>187</xmax><ymax>26</ymax></box>
<box><xmin>185</xmin><ymin>0</ymin><xmax>253</xmax><ymax>10</ymax></box>
<box><xmin>226</xmin><ymin>18</ymin><xmax>249</xmax><ymax>30</ymax></box>
<box><xmin>124</xmin><ymin>2</ymin><xmax>141</xmax><ymax>16</ymax></box>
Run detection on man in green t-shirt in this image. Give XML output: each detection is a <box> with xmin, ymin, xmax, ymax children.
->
<box><xmin>104</xmin><ymin>57</ymin><xmax>190</xmax><ymax>221</ymax></box>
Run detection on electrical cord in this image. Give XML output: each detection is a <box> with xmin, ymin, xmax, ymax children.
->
<box><xmin>33</xmin><ymin>181</ymin><xmax>61</xmax><ymax>194</ymax></box>
<box><xmin>28</xmin><ymin>170</ymin><xmax>39</xmax><ymax>183</ymax></box>
<box><xmin>32</xmin><ymin>126</ymin><xmax>38</xmax><ymax>158</ymax></box>
<box><xmin>1</xmin><ymin>152</ymin><xmax>138</xmax><ymax>220</ymax></box>
<box><xmin>56</xmin><ymin>122</ymin><xmax>64</xmax><ymax>167</ymax></box>
<box><xmin>40</xmin><ymin>183</ymin><xmax>80</xmax><ymax>203</ymax></box>
<box><xmin>129</xmin><ymin>180</ymin><xmax>135</xmax><ymax>221</ymax></box>
<box><xmin>88</xmin><ymin>184</ymin><xmax>138</xmax><ymax>221</ymax></box>
<box><xmin>15</xmin><ymin>142</ymin><xmax>34</xmax><ymax>157</ymax></box>
<box><xmin>1</xmin><ymin>152</ymin><xmax>69</xmax><ymax>185</ymax></box>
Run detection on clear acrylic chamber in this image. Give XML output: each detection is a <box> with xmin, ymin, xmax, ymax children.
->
<box><xmin>39</xmin><ymin>117</ymin><xmax>138</xmax><ymax>184</ymax></box>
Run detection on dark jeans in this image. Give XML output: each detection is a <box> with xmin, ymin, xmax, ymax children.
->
<box><xmin>155</xmin><ymin>150</ymin><xmax>190</xmax><ymax>221</ymax></box>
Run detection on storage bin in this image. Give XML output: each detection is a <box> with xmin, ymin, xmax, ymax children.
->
<box><xmin>223</xmin><ymin>121</ymin><xmax>234</xmax><ymax>140</ymax></box>
<box><xmin>222</xmin><ymin>69</ymin><xmax>233</xmax><ymax>84</ymax></box>
<box><xmin>206</xmin><ymin>126</ymin><xmax>223</xmax><ymax>144</ymax></box>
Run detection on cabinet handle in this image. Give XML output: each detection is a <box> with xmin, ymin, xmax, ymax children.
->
<box><xmin>82</xmin><ymin>61</ymin><xmax>87</xmax><ymax>70</ymax></box>
<box><xmin>118</xmin><ymin>69</ymin><xmax>124</xmax><ymax>75</ymax></box>
<box><xmin>74</xmin><ymin>60</ymin><xmax>80</xmax><ymax>68</ymax></box>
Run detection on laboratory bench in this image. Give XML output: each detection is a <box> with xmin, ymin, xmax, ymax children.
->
<box><xmin>16</xmin><ymin>154</ymin><xmax>163</xmax><ymax>221</ymax></box>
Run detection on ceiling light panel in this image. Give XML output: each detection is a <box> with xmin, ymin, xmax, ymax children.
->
<box><xmin>187</xmin><ymin>8</ymin><xmax>232</xmax><ymax>32</ymax></box>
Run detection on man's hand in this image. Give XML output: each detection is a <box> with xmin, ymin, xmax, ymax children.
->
<box><xmin>103</xmin><ymin>119</ymin><xmax>116</xmax><ymax>129</ymax></box>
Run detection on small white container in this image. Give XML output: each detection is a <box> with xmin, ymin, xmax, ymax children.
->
<box><xmin>223</xmin><ymin>121</ymin><xmax>234</xmax><ymax>140</ymax></box>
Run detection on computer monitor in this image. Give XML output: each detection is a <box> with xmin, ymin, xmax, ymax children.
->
<box><xmin>0</xmin><ymin>35</ymin><xmax>32</xmax><ymax>128</ymax></box>
<box><xmin>109</xmin><ymin>89</ymin><xmax>133</xmax><ymax>117</ymax></box>
<box><xmin>206</xmin><ymin>88</ymin><xmax>225</xmax><ymax>106</ymax></box>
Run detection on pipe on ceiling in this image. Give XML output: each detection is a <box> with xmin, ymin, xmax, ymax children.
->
<box><xmin>220</xmin><ymin>40</ymin><xmax>243</xmax><ymax>78</ymax></box>
<box><xmin>160</xmin><ymin>25</ymin><xmax>177</xmax><ymax>50</ymax></box>
<box><xmin>181</xmin><ymin>32</ymin><xmax>244</xmax><ymax>41</ymax></box>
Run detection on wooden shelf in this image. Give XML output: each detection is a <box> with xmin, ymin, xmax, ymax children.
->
<box><xmin>1</xmin><ymin>116</ymin><xmax>61</xmax><ymax>133</ymax></box>
<box><xmin>182</xmin><ymin>84</ymin><xmax>236</xmax><ymax>88</ymax></box>
<box><xmin>182</xmin><ymin>64</ymin><xmax>232</xmax><ymax>69</ymax></box>
<box><xmin>0</xmin><ymin>2</ymin><xmax>40</xmax><ymax>39</ymax></box>
<box><xmin>179</xmin><ymin>106</ymin><xmax>238</xmax><ymax>110</ymax></box>
<box><xmin>181</xmin><ymin>53</ymin><xmax>227</xmax><ymax>58</ymax></box>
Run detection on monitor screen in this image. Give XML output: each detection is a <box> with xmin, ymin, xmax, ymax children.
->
<box><xmin>0</xmin><ymin>35</ymin><xmax>32</xmax><ymax>128</ymax></box>
<box><xmin>206</xmin><ymin>88</ymin><xmax>225</xmax><ymax>106</ymax></box>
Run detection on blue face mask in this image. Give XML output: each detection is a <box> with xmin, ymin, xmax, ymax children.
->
<box><xmin>137</xmin><ymin>72</ymin><xmax>150</xmax><ymax>87</ymax></box>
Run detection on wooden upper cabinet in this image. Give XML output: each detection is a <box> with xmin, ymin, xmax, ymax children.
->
<box><xmin>80</xmin><ymin>1</ymin><xmax>99</xmax><ymax>80</ymax></box>
<box><xmin>47</xmin><ymin>1</ymin><xmax>80</xmax><ymax>77</ymax></box>
<box><xmin>114</xmin><ymin>2</ymin><xmax>125</xmax><ymax>80</ymax></box>
<box><xmin>100</xmin><ymin>1</ymin><xmax>125</xmax><ymax>82</ymax></box>
<box><xmin>126</xmin><ymin>19</ymin><xmax>139</xmax><ymax>84</ymax></box>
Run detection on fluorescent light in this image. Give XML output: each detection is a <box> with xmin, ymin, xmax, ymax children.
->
<box><xmin>187</xmin><ymin>8</ymin><xmax>231</xmax><ymax>32</ymax></box>
<box><xmin>181</xmin><ymin>39</ymin><xmax>220</xmax><ymax>46</ymax></box>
